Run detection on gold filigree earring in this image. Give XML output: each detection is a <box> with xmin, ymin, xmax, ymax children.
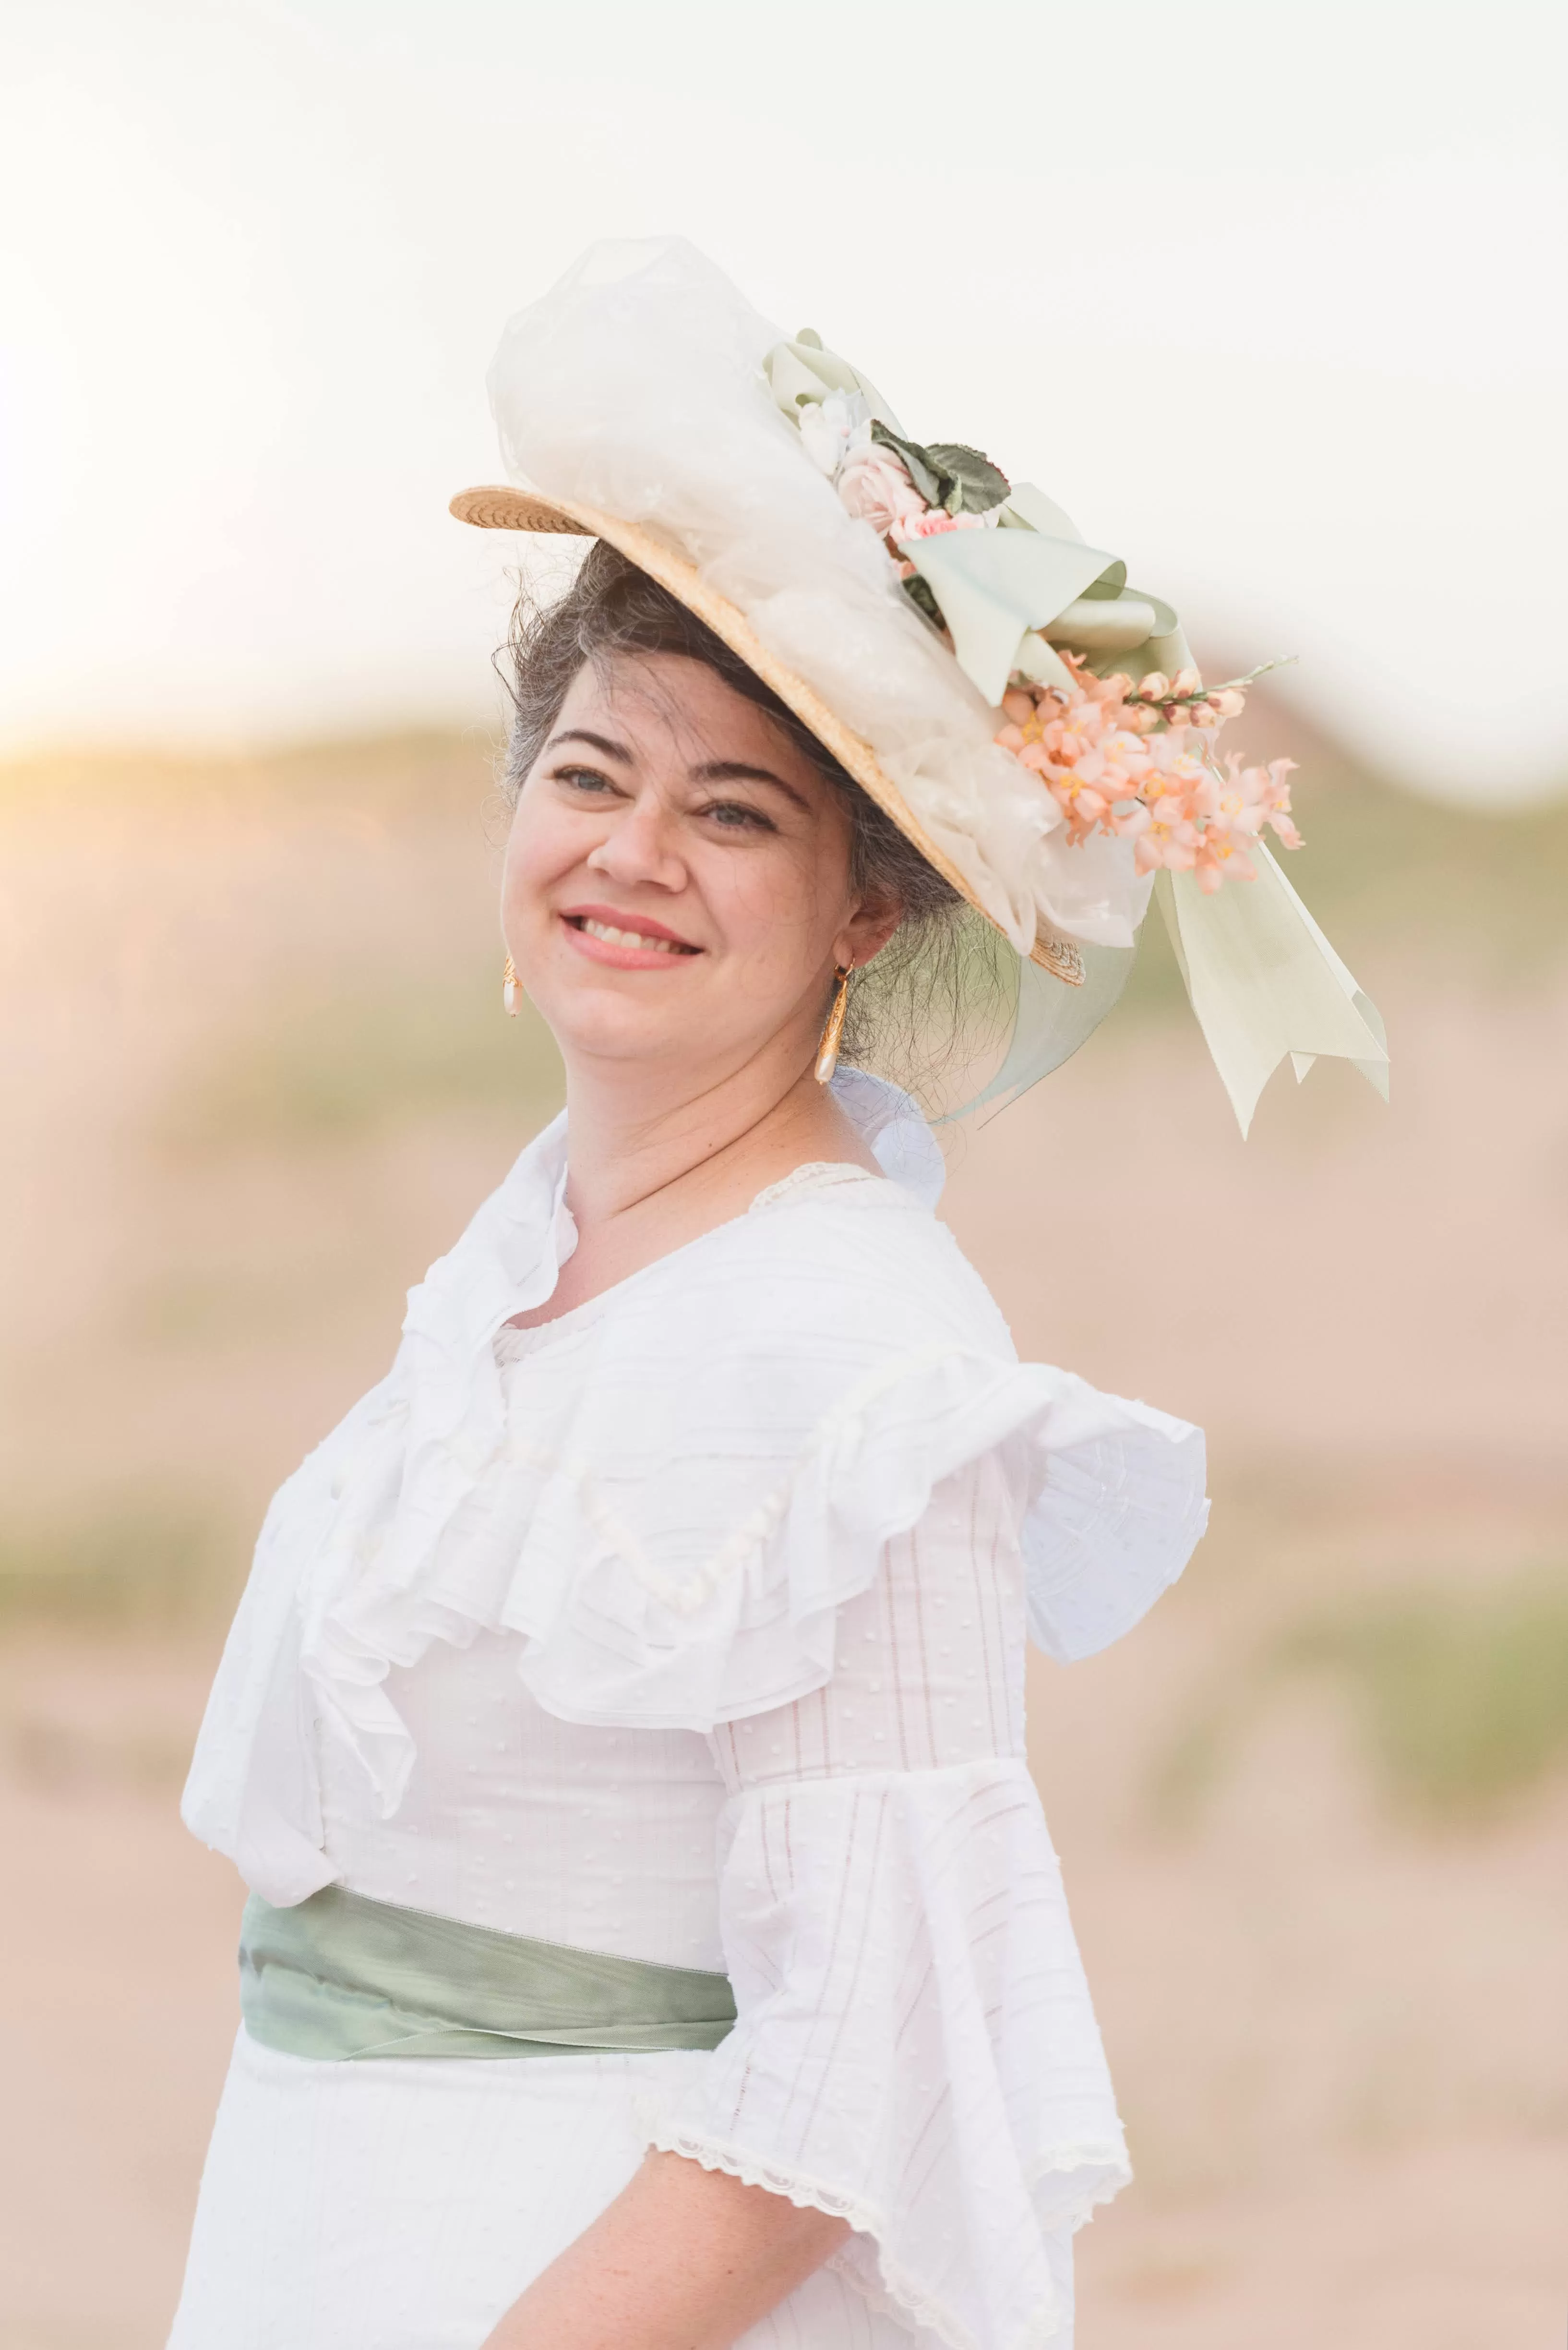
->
<box><xmin>814</xmin><ymin>963</ymin><xmax>853</xmax><ymax>1085</ymax></box>
<box><xmin>502</xmin><ymin>954</ymin><xmax>522</xmax><ymax>1016</ymax></box>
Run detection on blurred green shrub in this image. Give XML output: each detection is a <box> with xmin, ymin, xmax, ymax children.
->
<box><xmin>162</xmin><ymin>973</ymin><xmax>563</xmax><ymax>1151</ymax></box>
<box><xmin>1281</xmin><ymin>1583</ymin><xmax>1568</xmax><ymax>1819</ymax></box>
<box><xmin>1156</xmin><ymin>1574</ymin><xmax>1568</xmax><ymax>1826</ymax></box>
<box><xmin>0</xmin><ymin>1492</ymin><xmax>232</xmax><ymax>1627</ymax></box>
<box><xmin>1281</xmin><ymin>777</ymin><xmax>1568</xmax><ymax>981</ymax></box>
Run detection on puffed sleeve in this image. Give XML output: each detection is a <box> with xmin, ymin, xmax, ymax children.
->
<box><xmin>646</xmin><ymin>1449</ymin><xmax>1129</xmax><ymax>2350</ymax></box>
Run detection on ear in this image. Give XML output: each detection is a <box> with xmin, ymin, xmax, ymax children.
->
<box><xmin>836</xmin><ymin>892</ymin><xmax>904</xmax><ymax>971</ymax></box>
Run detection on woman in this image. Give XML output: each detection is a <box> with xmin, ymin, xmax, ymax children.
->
<box><xmin>171</xmin><ymin>239</ymin><xmax>1381</xmax><ymax>2350</ymax></box>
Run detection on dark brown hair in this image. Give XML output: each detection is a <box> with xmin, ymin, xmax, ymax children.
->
<box><xmin>498</xmin><ymin>542</ymin><xmax>976</xmax><ymax>1072</ymax></box>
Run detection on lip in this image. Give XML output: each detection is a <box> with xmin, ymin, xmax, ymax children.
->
<box><xmin>557</xmin><ymin>904</ymin><xmax>703</xmax><ymax>972</ymax></box>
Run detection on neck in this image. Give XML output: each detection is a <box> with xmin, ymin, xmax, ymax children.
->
<box><xmin>559</xmin><ymin>1027</ymin><xmax>871</xmax><ymax>1235</ymax></box>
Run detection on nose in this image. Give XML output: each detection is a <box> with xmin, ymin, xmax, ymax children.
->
<box><xmin>584</xmin><ymin>793</ymin><xmax>688</xmax><ymax>892</ymax></box>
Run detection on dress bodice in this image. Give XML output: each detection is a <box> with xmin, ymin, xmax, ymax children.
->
<box><xmin>319</xmin><ymin>1627</ymin><xmax>731</xmax><ymax>1972</ymax></box>
<box><xmin>318</xmin><ymin>1164</ymin><xmax>1028</xmax><ymax>1977</ymax></box>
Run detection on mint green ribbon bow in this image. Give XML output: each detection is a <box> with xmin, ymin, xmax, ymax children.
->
<box><xmin>765</xmin><ymin>338</ymin><xmax>1193</xmax><ymax>702</ymax></box>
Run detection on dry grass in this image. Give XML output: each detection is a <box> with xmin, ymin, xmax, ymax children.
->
<box><xmin>1156</xmin><ymin>1572</ymin><xmax>1568</xmax><ymax>1828</ymax></box>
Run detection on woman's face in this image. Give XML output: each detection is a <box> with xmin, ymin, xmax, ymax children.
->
<box><xmin>502</xmin><ymin>652</ymin><xmax>898</xmax><ymax>1085</ymax></box>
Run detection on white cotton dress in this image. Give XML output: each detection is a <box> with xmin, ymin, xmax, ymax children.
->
<box><xmin>171</xmin><ymin>1078</ymin><xmax>1209</xmax><ymax>2350</ymax></box>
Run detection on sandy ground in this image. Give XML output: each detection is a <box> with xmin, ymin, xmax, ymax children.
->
<box><xmin>2</xmin><ymin>748</ymin><xmax>1565</xmax><ymax>2345</ymax></box>
<box><xmin>3</xmin><ymin>1605</ymin><xmax>1564</xmax><ymax>2349</ymax></box>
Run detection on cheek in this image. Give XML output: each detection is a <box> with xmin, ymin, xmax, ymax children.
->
<box><xmin>502</xmin><ymin>794</ymin><xmax>579</xmax><ymax>924</ymax></box>
<box><xmin>698</xmin><ymin>835</ymin><xmax>842</xmax><ymax>966</ymax></box>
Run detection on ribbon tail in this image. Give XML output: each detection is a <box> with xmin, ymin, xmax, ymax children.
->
<box><xmin>1156</xmin><ymin>848</ymin><xmax>1389</xmax><ymax>1137</ymax></box>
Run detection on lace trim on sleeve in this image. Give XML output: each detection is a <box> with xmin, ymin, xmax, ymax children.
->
<box><xmin>646</xmin><ymin>1759</ymin><xmax>1130</xmax><ymax>2350</ymax></box>
<box><xmin>647</xmin><ymin>2124</ymin><xmax>1126</xmax><ymax>2350</ymax></box>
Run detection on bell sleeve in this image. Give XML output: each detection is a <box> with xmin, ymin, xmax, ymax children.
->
<box><xmin>646</xmin><ymin>1449</ymin><xmax>1132</xmax><ymax>2350</ymax></box>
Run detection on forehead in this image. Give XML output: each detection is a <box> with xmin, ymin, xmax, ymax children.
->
<box><xmin>556</xmin><ymin>651</ymin><xmax>830</xmax><ymax>792</ymax></box>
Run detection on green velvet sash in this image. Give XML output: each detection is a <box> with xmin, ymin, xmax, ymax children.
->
<box><xmin>239</xmin><ymin>1885</ymin><xmax>737</xmax><ymax>2061</ymax></box>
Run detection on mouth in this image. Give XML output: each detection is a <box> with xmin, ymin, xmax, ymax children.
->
<box><xmin>559</xmin><ymin>906</ymin><xmax>702</xmax><ymax>970</ymax></box>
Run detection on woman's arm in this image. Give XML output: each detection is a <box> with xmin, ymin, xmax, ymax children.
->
<box><xmin>487</xmin><ymin>1452</ymin><xmax>1035</xmax><ymax>2349</ymax></box>
<box><xmin>480</xmin><ymin>2148</ymin><xmax>848</xmax><ymax>2350</ymax></box>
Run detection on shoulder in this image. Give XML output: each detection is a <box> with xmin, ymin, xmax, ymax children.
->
<box><xmin>501</xmin><ymin>1180</ymin><xmax>1022</xmax><ymax>1505</ymax></box>
<box><xmin>658</xmin><ymin>1178</ymin><xmax>1016</xmax><ymax>1366</ymax></box>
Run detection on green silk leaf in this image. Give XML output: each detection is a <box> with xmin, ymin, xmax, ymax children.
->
<box><xmin>871</xmin><ymin>421</ymin><xmax>1010</xmax><ymax>516</ymax></box>
<box><xmin>924</xmin><ymin>442</ymin><xmax>1011</xmax><ymax>515</ymax></box>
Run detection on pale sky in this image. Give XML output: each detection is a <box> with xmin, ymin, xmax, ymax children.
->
<box><xmin>2</xmin><ymin>0</ymin><xmax>1565</xmax><ymax>803</ymax></box>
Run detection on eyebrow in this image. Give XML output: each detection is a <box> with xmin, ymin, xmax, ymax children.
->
<box><xmin>543</xmin><ymin>728</ymin><xmax>633</xmax><ymax>760</ymax></box>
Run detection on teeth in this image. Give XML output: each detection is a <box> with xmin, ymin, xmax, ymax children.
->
<box><xmin>579</xmin><ymin>918</ymin><xmax>687</xmax><ymax>953</ymax></box>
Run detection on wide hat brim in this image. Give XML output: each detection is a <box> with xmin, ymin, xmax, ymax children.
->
<box><xmin>450</xmin><ymin>483</ymin><xmax>1082</xmax><ymax>985</ymax></box>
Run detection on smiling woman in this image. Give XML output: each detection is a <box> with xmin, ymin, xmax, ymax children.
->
<box><xmin>489</xmin><ymin>541</ymin><xmax>975</xmax><ymax>1326</ymax></box>
<box><xmin>170</xmin><ymin>240</ymin><xmax>1220</xmax><ymax>2350</ymax></box>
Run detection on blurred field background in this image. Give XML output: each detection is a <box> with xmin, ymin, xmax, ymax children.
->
<box><xmin>5</xmin><ymin>0</ymin><xmax>1566</xmax><ymax>2335</ymax></box>
<box><xmin>1</xmin><ymin>683</ymin><xmax>1565</xmax><ymax>2347</ymax></box>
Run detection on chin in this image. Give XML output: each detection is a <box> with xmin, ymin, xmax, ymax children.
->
<box><xmin>545</xmin><ymin>1004</ymin><xmax>693</xmax><ymax>1067</ymax></box>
